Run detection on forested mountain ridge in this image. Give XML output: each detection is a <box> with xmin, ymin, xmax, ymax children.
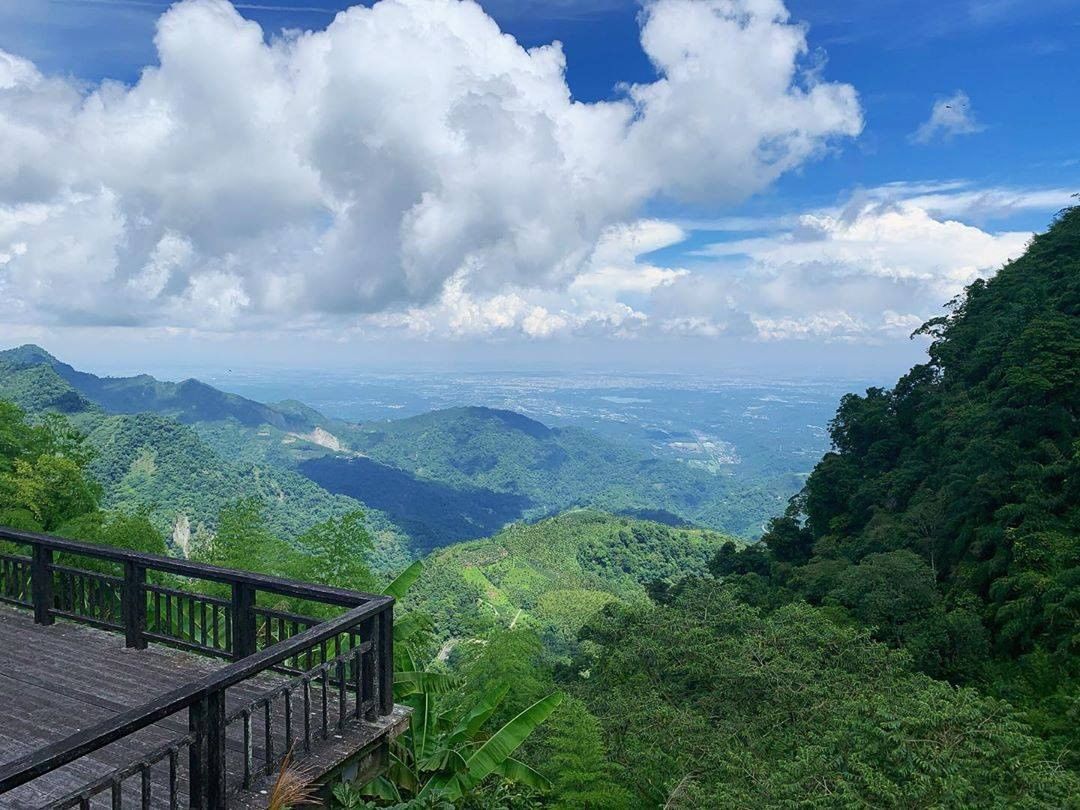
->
<box><xmin>718</xmin><ymin>205</ymin><xmax>1080</xmax><ymax>765</ymax></box>
<box><xmin>305</xmin><ymin>404</ymin><xmax>768</xmax><ymax>547</ymax></box>
<box><xmin>0</xmin><ymin>352</ymin><xmax>407</xmax><ymax>559</ymax></box>
<box><xmin>0</xmin><ymin>344</ymin><xmax>318</xmax><ymax>430</ymax></box>
<box><xmin>0</xmin><ymin>347</ymin><xmax>779</xmax><ymax>547</ymax></box>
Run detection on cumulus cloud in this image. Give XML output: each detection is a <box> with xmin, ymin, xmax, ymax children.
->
<box><xmin>911</xmin><ymin>90</ymin><xmax>984</xmax><ymax>144</ymax></box>
<box><xmin>367</xmin><ymin>186</ymin><xmax>1039</xmax><ymax>347</ymax></box>
<box><xmin>673</xmin><ymin>187</ymin><xmax>1039</xmax><ymax>341</ymax></box>
<box><xmin>0</xmin><ymin>0</ymin><xmax>862</xmax><ymax>333</ymax></box>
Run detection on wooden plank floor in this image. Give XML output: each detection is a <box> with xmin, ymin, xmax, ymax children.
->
<box><xmin>0</xmin><ymin>604</ymin><xmax>391</xmax><ymax>809</ymax></box>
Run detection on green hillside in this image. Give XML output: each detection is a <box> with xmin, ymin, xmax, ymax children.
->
<box><xmin>718</xmin><ymin>205</ymin><xmax>1080</xmax><ymax>767</ymax></box>
<box><xmin>0</xmin><ymin>353</ymin><xmax>410</xmax><ymax>567</ymax></box>
<box><xmin>0</xmin><ymin>359</ymin><xmax>96</xmax><ymax>414</ymax></box>
<box><xmin>406</xmin><ymin>510</ymin><xmax>739</xmax><ymax>653</ymax></box>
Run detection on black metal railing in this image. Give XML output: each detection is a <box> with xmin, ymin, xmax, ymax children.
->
<box><xmin>0</xmin><ymin>526</ymin><xmax>395</xmax><ymax>809</ymax></box>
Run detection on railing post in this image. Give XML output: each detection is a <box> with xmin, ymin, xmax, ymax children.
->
<box><xmin>361</xmin><ymin>617</ymin><xmax>376</xmax><ymax>721</ymax></box>
<box><xmin>378</xmin><ymin>603</ymin><xmax>394</xmax><ymax>716</ymax></box>
<box><xmin>123</xmin><ymin>560</ymin><xmax>147</xmax><ymax>649</ymax></box>
<box><xmin>31</xmin><ymin>543</ymin><xmax>54</xmax><ymax>626</ymax></box>
<box><xmin>188</xmin><ymin>697</ymin><xmax>206</xmax><ymax>810</ymax></box>
<box><xmin>205</xmin><ymin>690</ymin><xmax>227</xmax><ymax>809</ymax></box>
<box><xmin>232</xmin><ymin>582</ymin><xmax>256</xmax><ymax>659</ymax></box>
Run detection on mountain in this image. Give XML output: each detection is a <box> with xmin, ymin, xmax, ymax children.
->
<box><xmin>0</xmin><ymin>345</ymin><xmax>776</xmax><ymax>550</ymax></box>
<box><xmin>0</xmin><ymin>345</ymin><xmax>316</xmax><ymax>430</ymax></box>
<box><xmin>307</xmin><ymin>405</ymin><xmax>772</xmax><ymax>546</ymax></box>
<box><xmin>0</xmin><ymin>348</ymin><xmax>409</xmax><ymax>561</ymax></box>
<box><xmin>733</xmin><ymin>205</ymin><xmax>1080</xmax><ymax>760</ymax></box>
<box><xmin>405</xmin><ymin>510</ymin><xmax>739</xmax><ymax>654</ymax></box>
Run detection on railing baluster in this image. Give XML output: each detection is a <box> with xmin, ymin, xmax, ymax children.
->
<box><xmin>337</xmin><ymin>659</ymin><xmax>347</xmax><ymax>730</ymax></box>
<box><xmin>188</xmin><ymin>594</ymin><xmax>196</xmax><ymax>642</ymax></box>
<box><xmin>141</xmin><ymin>762</ymin><xmax>151</xmax><ymax>810</ymax></box>
<box><xmin>212</xmin><ymin>603</ymin><xmax>220</xmax><ymax>649</ymax></box>
<box><xmin>354</xmin><ymin>647</ymin><xmax>363</xmax><ymax>720</ymax></box>
<box><xmin>110</xmin><ymin>777</ymin><xmax>122</xmax><ymax>810</ymax></box>
<box><xmin>264</xmin><ymin>698</ymin><xmax>274</xmax><ymax>775</ymax></box>
<box><xmin>361</xmin><ymin>617</ymin><xmax>376</xmax><ymax>721</ymax></box>
<box><xmin>302</xmin><ymin>677</ymin><xmax>312</xmax><ymax>752</ymax></box>
<box><xmin>168</xmin><ymin>746</ymin><xmax>179</xmax><ymax>810</ymax></box>
<box><xmin>321</xmin><ymin>667</ymin><xmax>329</xmax><ymax>740</ymax></box>
<box><xmin>284</xmin><ymin>686</ymin><xmax>293</xmax><ymax>754</ymax></box>
<box><xmin>242</xmin><ymin>709</ymin><xmax>253</xmax><ymax>789</ymax></box>
<box><xmin>224</xmin><ymin>605</ymin><xmax>232</xmax><ymax>655</ymax></box>
<box><xmin>200</xmin><ymin>600</ymin><xmax>208</xmax><ymax>647</ymax></box>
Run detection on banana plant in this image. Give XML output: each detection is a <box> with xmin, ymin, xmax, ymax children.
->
<box><xmin>363</xmin><ymin>560</ymin><xmax>563</xmax><ymax>803</ymax></box>
<box><xmin>364</xmin><ymin>682</ymin><xmax>562</xmax><ymax>803</ymax></box>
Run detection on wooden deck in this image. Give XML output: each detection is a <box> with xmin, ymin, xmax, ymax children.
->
<box><xmin>0</xmin><ymin>605</ymin><xmax>404</xmax><ymax>809</ymax></box>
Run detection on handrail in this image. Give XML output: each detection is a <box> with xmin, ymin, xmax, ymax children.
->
<box><xmin>0</xmin><ymin>526</ymin><xmax>378</xmax><ymax>607</ymax></box>
<box><xmin>0</xmin><ymin>526</ymin><xmax>397</xmax><ymax>808</ymax></box>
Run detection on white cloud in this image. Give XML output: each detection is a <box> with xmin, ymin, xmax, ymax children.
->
<box><xmin>911</xmin><ymin>90</ymin><xmax>984</xmax><ymax>144</ymax></box>
<box><xmin>677</xmin><ymin>190</ymin><xmax>1035</xmax><ymax>342</ymax></box>
<box><xmin>0</xmin><ymin>0</ymin><xmax>862</xmax><ymax>332</ymax></box>
<box><xmin>569</xmin><ymin>220</ymin><xmax>689</xmax><ymax>296</ymax></box>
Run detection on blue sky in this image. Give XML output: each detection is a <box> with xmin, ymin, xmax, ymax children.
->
<box><xmin>0</xmin><ymin>0</ymin><xmax>1076</xmax><ymax>379</ymax></box>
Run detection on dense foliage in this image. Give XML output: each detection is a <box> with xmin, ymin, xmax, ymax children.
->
<box><xmin>573</xmin><ymin>582</ymin><xmax>1076</xmax><ymax>807</ymax></box>
<box><xmin>711</xmin><ymin>206</ymin><xmax>1080</xmax><ymax>763</ymax></box>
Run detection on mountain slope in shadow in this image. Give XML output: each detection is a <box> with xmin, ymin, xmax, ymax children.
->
<box><xmin>299</xmin><ymin>455</ymin><xmax>533</xmax><ymax>551</ymax></box>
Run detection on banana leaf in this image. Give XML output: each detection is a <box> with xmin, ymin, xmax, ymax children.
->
<box><xmin>396</xmin><ymin>670</ymin><xmax>458</xmax><ymax>696</ymax></box>
<box><xmin>492</xmin><ymin>757</ymin><xmax>552</xmax><ymax>791</ymax></box>
<box><xmin>450</xmin><ymin>692</ymin><xmax>563</xmax><ymax>799</ymax></box>
<box><xmin>445</xmin><ymin>681</ymin><xmax>510</xmax><ymax>748</ymax></box>
<box><xmin>383</xmin><ymin>560</ymin><xmax>423</xmax><ymax>599</ymax></box>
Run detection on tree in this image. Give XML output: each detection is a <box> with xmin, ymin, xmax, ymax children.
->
<box><xmin>292</xmin><ymin>510</ymin><xmax>377</xmax><ymax>592</ymax></box>
<box><xmin>193</xmin><ymin>498</ymin><xmax>298</xmax><ymax>576</ymax></box>
<box><xmin>0</xmin><ymin>401</ymin><xmax>99</xmax><ymax>531</ymax></box>
<box><xmin>540</xmin><ymin>697</ymin><xmax>631</xmax><ymax>810</ymax></box>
